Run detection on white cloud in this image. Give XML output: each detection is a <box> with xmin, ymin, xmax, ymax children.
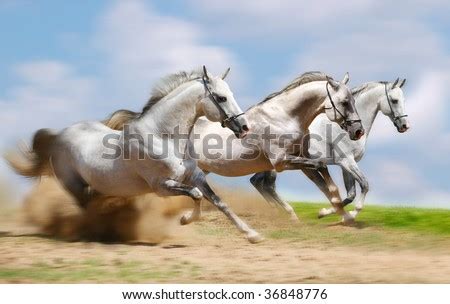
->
<box><xmin>189</xmin><ymin>0</ymin><xmax>375</xmax><ymax>38</ymax></box>
<box><xmin>366</xmin><ymin>159</ymin><xmax>450</xmax><ymax>208</ymax></box>
<box><xmin>374</xmin><ymin>160</ymin><xmax>422</xmax><ymax>190</ymax></box>
<box><xmin>294</xmin><ymin>20</ymin><xmax>449</xmax><ymax>80</ymax></box>
<box><xmin>93</xmin><ymin>0</ymin><xmax>242</xmax><ymax>105</ymax></box>
<box><xmin>188</xmin><ymin>0</ymin><xmax>450</xmax><ymax>40</ymax></box>
<box><xmin>0</xmin><ymin>60</ymin><xmax>98</xmax><ymax>149</ymax></box>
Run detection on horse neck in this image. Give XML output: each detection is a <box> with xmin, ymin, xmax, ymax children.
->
<box><xmin>260</xmin><ymin>81</ymin><xmax>328</xmax><ymax>131</ymax></box>
<box><xmin>355</xmin><ymin>85</ymin><xmax>384</xmax><ymax>138</ymax></box>
<box><xmin>137</xmin><ymin>81</ymin><xmax>203</xmax><ymax>136</ymax></box>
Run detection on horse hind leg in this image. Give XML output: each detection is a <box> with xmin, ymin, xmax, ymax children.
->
<box><xmin>250</xmin><ymin>171</ymin><xmax>299</xmax><ymax>222</ymax></box>
<box><xmin>250</xmin><ymin>172</ymin><xmax>276</xmax><ymax>207</ymax></box>
<box><xmin>51</xmin><ymin>159</ymin><xmax>92</xmax><ymax>208</ymax></box>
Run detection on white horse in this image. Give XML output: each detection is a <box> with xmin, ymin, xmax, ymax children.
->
<box><xmin>7</xmin><ymin>66</ymin><xmax>267</xmax><ymax>243</ymax></box>
<box><xmin>252</xmin><ymin>78</ymin><xmax>409</xmax><ymax>221</ymax></box>
<box><xmin>186</xmin><ymin>72</ymin><xmax>364</xmax><ymax>222</ymax></box>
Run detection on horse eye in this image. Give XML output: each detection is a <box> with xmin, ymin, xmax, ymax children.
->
<box><xmin>342</xmin><ymin>101</ymin><xmax>349</xmax><ymax>107</ymax></box>
<box><xmin>217</xmin><ymin>95</ymin><xmax>227</xmax><ymax>102</ymax></box>
<box><xmin>391</xmin><ymin>99</ymin><xmax>398</xmax><ymax>104</ymax></box>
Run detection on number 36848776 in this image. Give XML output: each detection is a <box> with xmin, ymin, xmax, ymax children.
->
<box><xmin>263</xmin><ymin>288</ymin><xmax>327</xmax><ymax>300</ymax></box>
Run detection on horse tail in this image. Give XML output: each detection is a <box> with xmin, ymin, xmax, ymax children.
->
<box><xmin>103</xmin><ymin>109</ymin><xmax>139</xmax><ymax>130</ymax></box>
<box><xmin>4</xmin><ymin>129</ymin><xmax>57</xmax><ymax>178</ymax></box>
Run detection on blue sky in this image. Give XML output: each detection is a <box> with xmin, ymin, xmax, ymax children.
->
<box><xmin>1</xmin><ymin>0</ymin><xmax>450</xmax><ymax>207</ymax></box>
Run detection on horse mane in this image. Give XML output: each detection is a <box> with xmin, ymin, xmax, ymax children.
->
<box><xmin>259</xmin><ymin>71</ymin><xmax>330</xmax><ymax>104</ymax></box>
<box><xmin>102</xmin><ymin>68</ymin><xmax>204</xmax><ymax>130</ymax></box>
<box><xmin>351</xmin><ymin>81</ymin><xmax>389</xmax><ymax>98</ymax></box>
<box><xmin>102</xmin><ymin>109</ymin><xmax>140</xmax><ymax>130</ymax></box>
<box><xmin>141</xmin><ymin>68</ymin><xmax>203</xmax><ymax>115</ymax></box>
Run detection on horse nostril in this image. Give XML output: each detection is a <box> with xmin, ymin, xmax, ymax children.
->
<box><xmin>355</xmin><ymin>129</ymin><xmax>363</xmax><ymax>138</ymax></box>
<box><xmin>402</xmin><ymin>124</ymin><xmax>408</xmax><ymax>130</ymax></box>
<box><xmin>242</xmin><ymin>125</ymin><xmax>249</xmax><ymax>132</ymax></box>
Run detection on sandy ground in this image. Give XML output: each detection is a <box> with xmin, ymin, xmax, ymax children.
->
<box><xmin>0</xmin><ymin>177</ymin><xmax>448</xmax><ymax>283</ymax></box>
<box><xmin>1</xmin><ymin>207</ymin><xmax>450</xmax><ymax>283</ymax></box>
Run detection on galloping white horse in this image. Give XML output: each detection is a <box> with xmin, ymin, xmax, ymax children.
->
<box><xmin>188</xmin><ymin>72</ymin><xmax>364</xmax><ymax>222</ymax></box>
<box><xmin>7</xmin><ymin>67</ymin><xmax>268</xmax><ymax>243</ymax></box>
<box><xmin>252</xmin><ymin>78</ymin><xmax>410</xmax><ymax>221</ymax></box>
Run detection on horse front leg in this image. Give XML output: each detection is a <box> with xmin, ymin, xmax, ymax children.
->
<box><xmin>300</xmin><ymin>168</ymin><xmax>338</xmax><ymax>218</ymax></box>
<box><xmin>272</xmin><ymin>156</ymin><xmax>351</xmax><ymax>222</ymax></box>
<box><xmin>157</xmin><ymin>179</ymin><xmax>203</xmax><ymax>225</ymax></box>
<box><xmin>190</xmin><ymin>169</ymin><xmax>263</xmax><ymax>243</ymax></box>
<box><xmin>340</xmin><ymin>160</ymin><xmax>369</xmax><ymax>220</ymax></box>
<box><xmin>342</xmin><ymin>170</ymin><xmax>357</xmax><ymax>206</ymax></box>
<box><xmin>310</xmin><ymin>168</ymin><xmax>356</xmax><ymax>218</ymax></box>
<box><xmin>316</xmin><ymin>167</ymin><xmax>354</xmax><ymax>223</ymax></box>
<box><xmin>299</xmin><ymin>167</ymin><xmax>350</xmax><ymax>222</ymax></box>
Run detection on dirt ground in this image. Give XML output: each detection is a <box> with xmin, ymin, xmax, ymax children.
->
<box><xmin>1</xmin><ymin>204</ymin><xmax>450</xmax><ymax>283</ymax></box>
<box><xmin>0</xmin><ymin>177</ymin><xmax>448</xmax><ymax>283</ymax></box>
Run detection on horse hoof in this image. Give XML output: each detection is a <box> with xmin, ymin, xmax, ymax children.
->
<box><xmin>247</xmin><ymin>231</ymin><xmax>264</xmax><ymax>244</ymax></box>
<box><xmin>190</xmin><ymin>187</ymin><xmax>203</xmax><ymax>200</ymax></box>
<box><xmin>349</xmin><ymin>210</ymin><xmax>358</xmax><ymax>219</ymax></box>
<box><xmin>180</xmin><ymin>214</ymin><xmax>191</xmax><ymax>225</ymax></box>
<box><xmin>318</xmin><ymin>208</ymin><xmax>328</xmax><ymax>219</ymax></box>
<box><xmin>290</xmin><ymin>215</ymin><xmax>301</xmax><ymax>223</ymax></box>
<box><xmin>341</xmin><ymin>214</ymin><xmax>355</xmax><ymax>225</ymax></box>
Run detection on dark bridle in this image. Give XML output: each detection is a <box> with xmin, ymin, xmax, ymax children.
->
<box><xmin>325</xmin><ymin>82</ymin><xmax>361</xmax><ymax>131</ymax></box>
<box><xmin>384</xmin><ymin>82</ymin><xmax>408</xmax><ymax>125</ymax></box>
<box><xmin>202</xmin><ymin>75</ymin><xmax>245</xmax><ymax>128</ymax></box>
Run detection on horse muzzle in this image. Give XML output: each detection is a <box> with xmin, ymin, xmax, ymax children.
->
<box><xmin>352</xmin><ymin>128</ymin><xmax>365</xmax><ymax>140</ymax></box>
<box><xmin>395</xmin><ymin>118</ymin><xmax>410</xmax><ymax>133</ymax></box>
<box><xmin>232</xmin><ymin>122</ymin><xmax>249</xmax><ymax>139</ymax></box>
<box><xmin>346</xmin><ymin>122</ymin><xmax>365</xmax><ymax>141</ymax></box>
<box><xmin>223</xmin><ymin>114</ymin><xmax>250</xmax><ymax>138</ymax></box>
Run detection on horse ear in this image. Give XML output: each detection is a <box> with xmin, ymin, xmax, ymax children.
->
<box><xmin>392</xmin><ymin>77</ymin><xmax>400</xmax><ymax>88</ymax></box>
<box><xmin>342</xmin><ymin>72</ymin><xmax>350</xmax><ymax>85</ymax></box>
<box><xmin>399</xmin><ymin>78</ymin><xmax>406</xmax><ymax>88</ymax></box>
<box><xmin>221</xmin><ymin>67</ymin><xmax>231</xmax><ymax>80</ymax></box>
<box><xmin>326</xmin><ymin>75</ymin><xmax>339</xmax><ymax>89</ymax></box>
<box><xmin>202</xmin><ymin>65</ymin><xmax>210</xmax><ymax>81</ymax></box>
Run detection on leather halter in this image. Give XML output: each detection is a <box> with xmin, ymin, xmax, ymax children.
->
<box><xmin>202</xmin><ymin>76</ymin><xmax>245</xmax><ymax>127</ymax></box>
<box><xmin>384</xmin><ymin>83</ymin><xmax>408</xmax><ymax>125</ymax></box>
<box><xmin>325</xmin><ymin>82</ymin><xmax>361</xmax><ymax>130</ymax></box>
